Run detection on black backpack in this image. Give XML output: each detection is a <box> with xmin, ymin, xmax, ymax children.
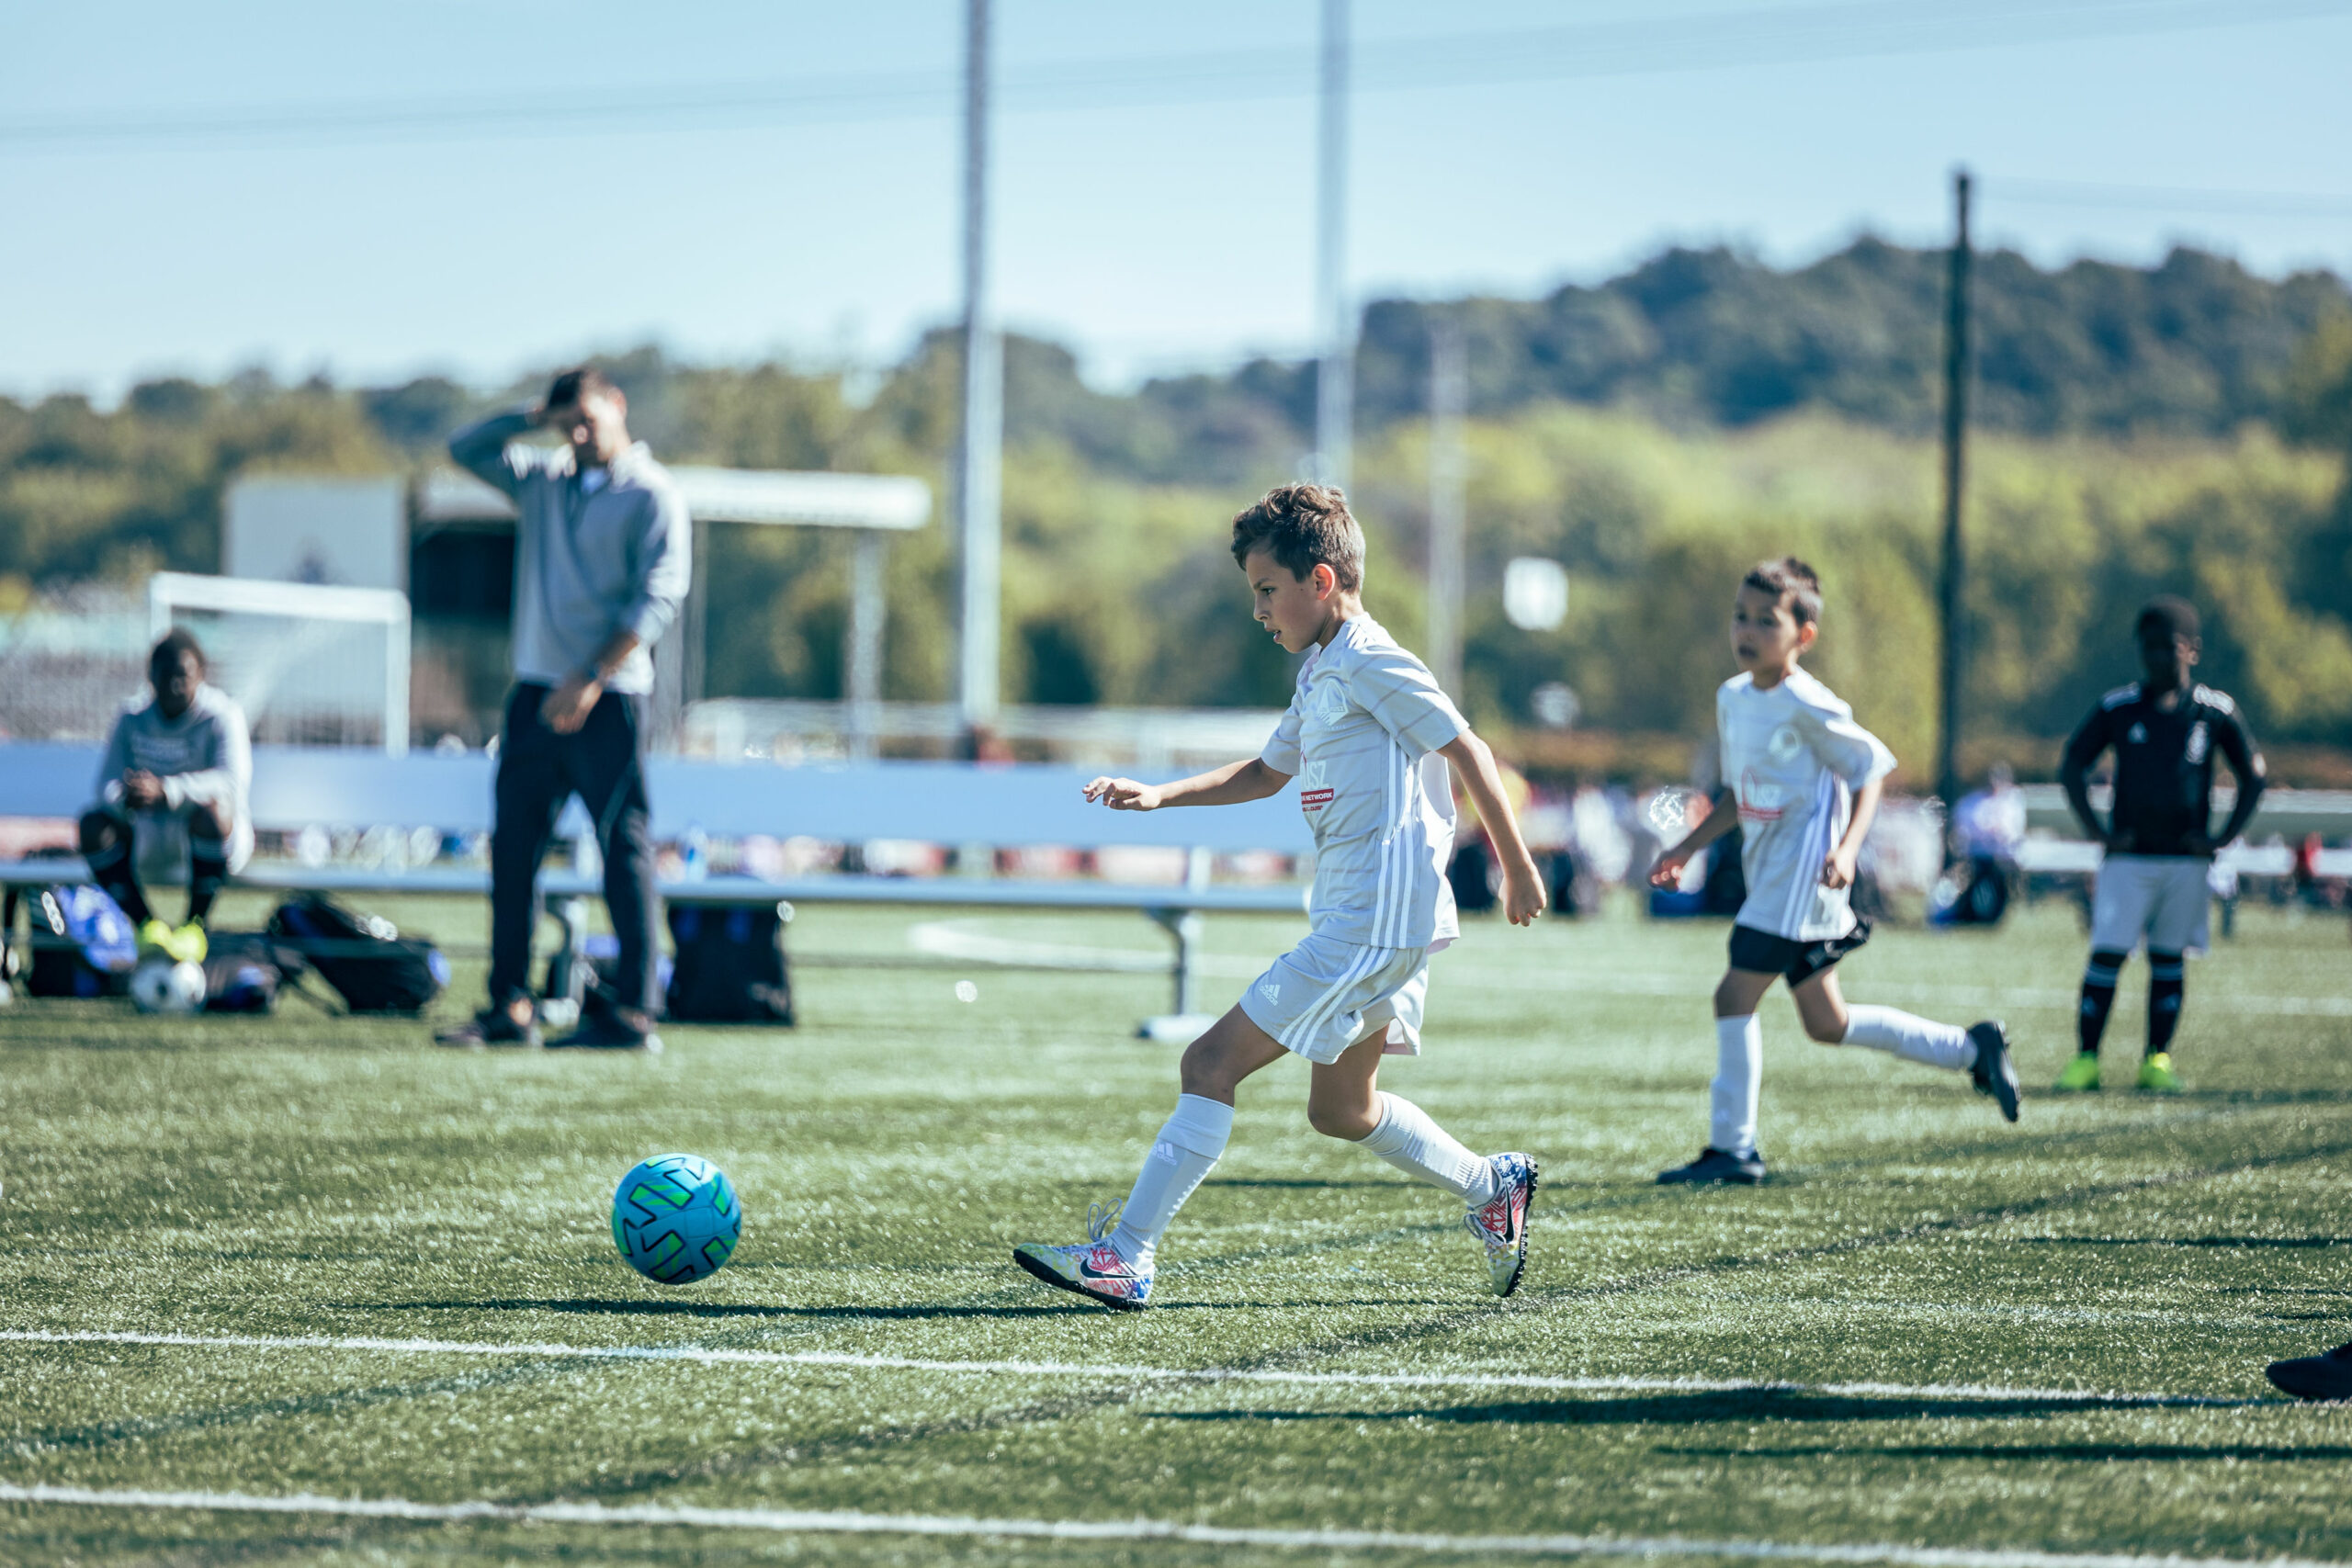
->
<box><xmin>665</xmin><ymin>901</ymin><xmax>794</xmax><ymax>1025</ymax></box>
<box><xmin>266</xmin><ymin>895</ymin><xmax>449</xmax><ymax>1014</ymax></box>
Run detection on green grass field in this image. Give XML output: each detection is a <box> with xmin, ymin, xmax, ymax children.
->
<box><xmin>4</xmin><ymin>893</ymin><xmax>2350</xmax><ymax>1566</ymax></box>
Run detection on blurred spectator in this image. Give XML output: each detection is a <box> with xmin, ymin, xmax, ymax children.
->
<box><xmin>80</xmin><ymin>629</ymin><xmax>251</xmax><ymax>964</ymax></box>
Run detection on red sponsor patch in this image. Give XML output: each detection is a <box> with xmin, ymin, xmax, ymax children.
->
<box><xmin>1300</xmin><ymin>788</ymin><xmax>1336</xmax><ymax>813</ymax></box>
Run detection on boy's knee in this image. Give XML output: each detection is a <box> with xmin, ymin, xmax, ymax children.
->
<box><xmin>1178</xmin><ymin>1040</ymin><xmax>1239</xmax><ymax>1100</ymax></box>
<box><xmin>187</xmin><ymin>802</ymin><xmax>230</xmax><ymax>840</ymax></box>
<box><xmin>1803</xmin><ymin>1015</ymin><xmax>1849</xmax><ymax>1044</ymax></box>
<box><xmin>78</xmin><ymin>809</ymin><xmax>125</xmax><ymax>852</ymax></box>
<box><xmin>1305</xmin><ymin>1099</ymin><xmax>1375</xmax><ymax>1141</ymax></box>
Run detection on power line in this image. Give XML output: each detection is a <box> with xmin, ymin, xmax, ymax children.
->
<box><xmin>4</xmin><ymin>0</ymin><xmax>2346</xmax><ymax>154</ymax></box>
<box><xmin>1989</xmin><ymin>177</ymin><xmax>2352</xmax><ymax>219</ymax></box>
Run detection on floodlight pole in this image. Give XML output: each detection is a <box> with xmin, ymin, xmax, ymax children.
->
<box><xmin>1935</xmin><ymin>168</ymin><xmax>1973</xmax><ymax>820</ymax></box>
<box><xmin>1427</xmin><ymin>320</ymin><xmax>1467</xmax><ymax>696</ymax></box>
<box><xmin>956</xmin><ymin>0</ymin><xmax>1003</xmax><ymax>729</ymax></box>
<box><xmin>844</xmin><ymin>528</ymin><xmax>887</xmax><ymax>761</ymax></box>
<box><xmin>1312</xmin><ymin>0</ymin><xmax>1352</xmax><ymax>491</ymax></box>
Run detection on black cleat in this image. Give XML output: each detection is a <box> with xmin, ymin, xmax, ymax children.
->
<box><xmin>433</xmin><ymin>1008</ymin><xmax>542</xmax><ymax>1049</ymax></box>
<box><xmin>1968</xmin><ymin>1020</ymin><xmax>2020</xmax><ymax>1122</ymax></box>
<box><xmin>2267</xmin><ymin>1342</ymin><xmax>2352</xmax><ymax>1402</ymax></box>
<box><xmin>548</xmin><ymin>1010</ymin><xmax>663</xmax><ymax>1054</ymax></box>
<box><xmin>1657</xmin><ymin>1146</ymin><xmax>1766</xmax><ymax>1185</ymax></box>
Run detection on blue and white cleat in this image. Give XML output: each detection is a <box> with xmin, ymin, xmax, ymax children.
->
<box><xmin>1464</xmin><ymin>1153</ymin><xmax>1538</xmax><ymax>1298</ymax></box>
<box><xmin>1012</xmin><ymin>1201</ymin><xmax>1152</xmax><ymax>1312</ymax></box>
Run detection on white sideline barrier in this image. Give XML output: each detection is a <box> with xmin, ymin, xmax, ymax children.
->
<box><xmin>0</xmin><ymin>742</ymin><xmax>1314</xmax><ymax>1027</ymax></box>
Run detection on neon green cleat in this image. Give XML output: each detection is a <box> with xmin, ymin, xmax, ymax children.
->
<box><xmin>136</xmin><ymin>919</ymin><xmax>175</xmax><ymax>958</ymax></box>
<box><xmin>2052</xmin><ymin>1053</ymin><xmax>2102</xmax><ymax>1092</ymax></box>
<box><xmin>2137</xmin><ymin>1053</ymin><xmax>2183</xmax><ymax>1094</ymax></box>
<box><xmin>164</xmin><ymin>921</ymin><xmax>209</xmax><ymax>964</ymax></box>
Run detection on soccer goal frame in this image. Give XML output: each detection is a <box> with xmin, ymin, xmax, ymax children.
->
<box><xmin>148</xmin><ymin>571</ymin><xmax>412</xmax><ymax>755</ymax></box>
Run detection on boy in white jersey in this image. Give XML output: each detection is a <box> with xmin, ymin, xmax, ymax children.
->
<box><xmin>1647</xmin><ymin>558</ymin><xmax>2019</xmax><ymax>1185</ymax></box>
<box><xmin>1012</xmin><ymin>484</ymin><xmax>1547</xmax><ymax>1309</ymax></box>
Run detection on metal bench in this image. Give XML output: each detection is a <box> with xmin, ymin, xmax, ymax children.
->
<box><xmin>0</xmin><ymin>741</ymin><xmax>1312</xmax><ymax>1033</ymax></box>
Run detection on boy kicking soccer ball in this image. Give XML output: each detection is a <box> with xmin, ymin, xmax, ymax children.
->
<box><xmin>1647</xmin><ymin>558</ymin><xmax>2019</xmax><ymax>1185</ymax></box>
<box><xmin>1012</xmin><ymin>483</ymin><xmax>1546</xmax><ymax>1310</ymax></box>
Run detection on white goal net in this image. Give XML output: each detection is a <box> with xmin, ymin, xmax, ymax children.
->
<box><xmin>150</xmin><ymin>573</ymin><xmax>410</xmax><ymax>754</ymax></box>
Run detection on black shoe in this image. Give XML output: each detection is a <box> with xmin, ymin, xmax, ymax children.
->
<box><xmin>548</xmin><ymin>1010</ymin><xmax>663</xmax><ymax>1055</ymax></box>
<box><xmin>434</xmin><ymin>1008</ymin><xmax>542</xmax><ymax>1049</ymax></box>
<box><xmin>1657</xmin><ymin>1146</ymin><xmax>1766</xmax><ymax>1185</ymax></box>
<box><xmin>2267</xmin><ymin>1342</ymin><xmax>2352</xmax><ymax>1402</ymax></box>
<box><xmin>1968</xmin><ymin>1020</ymin><xmax>2020</xmax><ymax>1122</ymax></box>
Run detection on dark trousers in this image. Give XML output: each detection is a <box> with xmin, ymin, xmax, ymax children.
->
<box><xmin>489</xmin><ymin>683</ymin><xmax>659</xmax><ymax>1012</ymax></box>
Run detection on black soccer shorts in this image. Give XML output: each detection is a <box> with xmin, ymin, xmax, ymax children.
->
<box><xmin>1727</xmin><ymin>917</ymin><xmax>1872</xmax><ymax>987</ymax></box>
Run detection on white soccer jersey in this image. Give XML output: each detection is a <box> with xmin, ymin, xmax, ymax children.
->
<box><xmin>1261</xmin><ymin>616</ymin><xmax>1466</xmax><ymax>949</ymax></box>
<box><xmin>1717</xmin><ymin>669</ymin><xmax>1896</xmax><ymax>942</ymax></box>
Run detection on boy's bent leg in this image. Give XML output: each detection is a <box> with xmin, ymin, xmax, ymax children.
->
<box><xmin>79</xmin><ymin>808</ymin><xmax>151</xmax><ymax>926</ymax></box>
<box><xmin>1324</xmin><ymin>1039</ymin><xmax>1496</xmax><ymax>1203</ymax></box>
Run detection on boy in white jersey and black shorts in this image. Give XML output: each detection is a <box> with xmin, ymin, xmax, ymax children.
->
<box><xmin>1648</xmin><ymin>558</ymin><xmax>2019</xmax><ymax>1185</ymax></box>
<box><xmin>1012</xmin><ymin>484</ymin><xmax>1547</xmax><ymax>1309</ymax></box>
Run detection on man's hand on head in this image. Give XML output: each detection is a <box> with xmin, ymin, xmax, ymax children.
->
<box><xmin>540</xmin><ymin>673</ymin><xmax>603</xmax><ymax>735</ymax></box>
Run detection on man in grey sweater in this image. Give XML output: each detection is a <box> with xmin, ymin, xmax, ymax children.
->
<box><xmin>436</xmin><ymin>367</ymin><xmax>691</xmax><ymax>1051</ymax></box>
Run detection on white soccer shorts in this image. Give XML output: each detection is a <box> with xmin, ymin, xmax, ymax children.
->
<box><xmin>2090</xmin><ymin>853</ymin><xmax>2211</xmax><ymax>956</ymax></box>
<box><xmin>1237</xmin><ymin>930</ymin><xmax>1429</xmax><ymax>1066</ymax></box>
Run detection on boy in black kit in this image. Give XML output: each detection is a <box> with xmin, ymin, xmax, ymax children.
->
<box><xmin>2055</xmin><ymin>598</ymin><xmax>2265</xmax><ymax>1094</ymax></box>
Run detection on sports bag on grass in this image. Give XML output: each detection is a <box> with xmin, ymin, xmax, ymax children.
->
<box><xmin>200</xmin><ymin>932</ymin><xmax>300</xmax><ymax>1014</ymax></box>
<box><xmin>665</xmin><ymin>901</ymin><xmax>794</xmax><ymax>1025</ymax></box>
<box><xmin>26</xmin><ymin>885</ymin><xmax>138</xmax><ymax>998</ymax></box>
<box><xmin>266</xmin><ymin>895</ymin><xmax>449</xmax><ymax>1014</ymax></box>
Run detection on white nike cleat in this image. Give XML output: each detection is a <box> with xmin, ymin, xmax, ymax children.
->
<box><xmin>1464</xmin><ymin>1152</ymin><xmax>1538</xmax><ymax>1297</ymax></box>
<box><xmin>1012</xmin><ymin>1200</ymin><xmax>1153</xmax><ymax>1311</ymax></box>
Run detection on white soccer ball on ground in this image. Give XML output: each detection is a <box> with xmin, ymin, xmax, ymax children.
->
<box><xmin>130</xmin><ymin>957</ymin><xmax>208</xmax><ymax>1015</ymax></box>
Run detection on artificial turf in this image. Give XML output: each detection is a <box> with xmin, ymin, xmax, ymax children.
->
<box><xmin>2</xmin><ymin>892</ymin><xmax>2349</xmax><ymax>1565</ymax></box>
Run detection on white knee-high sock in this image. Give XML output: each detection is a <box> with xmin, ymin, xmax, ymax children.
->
<box><xmin>1354</xmin><ymin>1092</ymin><xmax>1497</xmax><ymax>1203</ymax></box>
<box><xmin>1842</xmin><ymin>1004</ymin><xmax>1975</xmax><ymax>1071</ymax></box>
<box><xmin>1107</xmin><ymin>1093</ymin><xmax>1233</xmax><ymax>1268</ymax></box>
<box><xmin>1712</xmin><ymin>1014</ymin><xmax>1761</xmax><ymax>1157</ymax></box>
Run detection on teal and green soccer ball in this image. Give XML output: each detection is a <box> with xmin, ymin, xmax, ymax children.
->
<box><xmin>611</xmin><ymin>1154</ymin><xmax>741</xmax><ymax>1284</ymax></box>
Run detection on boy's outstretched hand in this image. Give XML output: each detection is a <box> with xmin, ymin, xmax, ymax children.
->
<box><xmin>1082</xmin><ymin>776</ymin><xmax>1162</xmax><ymax>812</ymax></box>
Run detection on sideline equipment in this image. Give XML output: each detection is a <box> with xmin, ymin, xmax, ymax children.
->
<box><xmin>130</xmin><ymin>956</ymin><xmax>207</xmax><ymax>1014</ymax></box>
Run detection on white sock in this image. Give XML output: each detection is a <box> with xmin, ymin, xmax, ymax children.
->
<box><xmin>1354</xmin><ymin>1092</ymin><xmax>1497</xmax><ymax>1203</ymax></box>
<box><xmin>1712</xmin><ymin>1014</ymin><xmax>1761</xmax><ymax>1157</ymax></box>
<box><xmin>1842</xmin><ymin>1004</ymin><xmax>1976</xmax><ymax>1071</ymax></box>
<box><xmin>1107</xmin><ymin>1093</ymin><xmax>1232</xmax><ymax>1269</ymax></box>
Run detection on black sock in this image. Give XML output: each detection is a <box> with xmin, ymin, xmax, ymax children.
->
<box><xmin>2148</xmin><ymin>951</ymin><xmax>2185</xmax><ymax>1056</ymax></box>
<box><xmin>187</xmin><ymin>845</ymin><xmax>228</xmax><ymax>926</ymax></box>
<box><xmin>2077</xmin><ymin>949</ymin><xmax>2125</xmax><ymax>1055</ymax></box>
<box><xmin>85</xmin><ymin>837</ymin><xmax>152</xmax><ymax>926</ymax></box>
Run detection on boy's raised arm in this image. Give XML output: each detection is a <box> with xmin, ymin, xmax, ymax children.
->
<box><xmin>1083</xmin><ymin>757</ymin><xmax>1292</xmax><ymax>813</ymax></box>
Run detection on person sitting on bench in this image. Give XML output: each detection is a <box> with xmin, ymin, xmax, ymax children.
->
<box><xmin>81</xmin><ymin>629</ymin><xmax>254</xmax><ymax>964</ymax></box>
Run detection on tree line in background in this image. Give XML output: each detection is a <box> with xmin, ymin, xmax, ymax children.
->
<box><xmin>2</xmin><ymin>238</ymin><xmax>2349</xmax><ymax>779</ymax></box>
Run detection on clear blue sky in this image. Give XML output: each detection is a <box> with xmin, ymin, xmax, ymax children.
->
<box><xmin>4</xmin><ymin>1</ymin><xmax>2349</xmax><ymax>400</ymax></box>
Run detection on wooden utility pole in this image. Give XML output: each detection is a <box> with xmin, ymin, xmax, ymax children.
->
<box><xmin>1935</xmin><ymin>168</ymin><xmax>1973</xmax><ymax>818</ymax></box>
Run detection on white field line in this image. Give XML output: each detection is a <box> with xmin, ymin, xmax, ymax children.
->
<box><xmin>904</xmin><ymin>920</ymin><xmax>2352</xmax><ymax>1016</ymax></box>
<box><xmin>0</xmin><ymin>1330</ymin><xmax>2246</xmax><ymax>1407</ymax></box>
<box><xmin>0</xmin><ymin>1483</ymin><xmax>2343</xmax><ymax>1568</ymax></box>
